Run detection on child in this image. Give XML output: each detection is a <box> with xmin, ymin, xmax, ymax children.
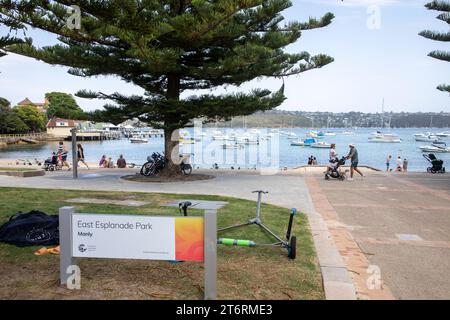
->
<box><xmin>386</xmin><ymin>155</ymin><xmax>392</xmax><ymax>172</ymax></box>
<box><xmin>396</xmin><ymin>156</ymin><xmax>403</xmax><ymax>172</ymax></box>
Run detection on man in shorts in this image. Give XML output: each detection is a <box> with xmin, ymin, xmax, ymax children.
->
<box><xmin>58</xmin><ymin>141</ymin><xmax>71</xmax><ymax>171</ymax></box>
<box><xmin>345</xmin><ymin>144</ymin><xmax>364</xmax><ymax>181</ymax></box>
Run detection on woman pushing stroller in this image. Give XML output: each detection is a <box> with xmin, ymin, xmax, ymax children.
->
<box><xmin>324</xmin><ymin>144</ymin><xmax>338</xmax><ymax>174</ymax></box>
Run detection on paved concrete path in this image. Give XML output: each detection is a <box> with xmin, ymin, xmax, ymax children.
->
<box><xmin>0</xmin><ymin>168</ymin><xmax>357</xmax><ymax>300</ymax></box>
<box><xmin>310</xmin><ymin>172</ymin><xmax>450</xmax><ymax>300</ymax></box>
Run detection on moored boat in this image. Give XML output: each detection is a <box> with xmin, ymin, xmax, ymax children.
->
<box><xmin>368</xmin><ymin>132</ymin><xmax>401</xmax><ymax>143</ymax></box>
<box><xmin>414</xmin><ymin>133</ymin><xmax>441</xmax><ymax>142</ymax></box>
<box><xmin>436</xmin><ymin>131</ymin><xmax>450</xmax><ymax>138</ymax></box>
<box><xmin>311</xmin><ymin>141</ymin><xmax>331</xmax><ymax>148</ymax></box>
<box><xmin>291</xmin><ymin>140</ymin><xmax>306</xmax><ymax>146</ymax></box>
<box><xmin>130</xmin><ymin>137</ymin><xmax>148</xmax><ymax>143</ymax></box>
<box><xmin>222</xmin><ymin>143</ymin><xmax>244</xmax><ymax>149</ymax></box>
<box><xmin>303</xmin><ymin>138</ymin><xmax>317</xmax><ymax>146</ymax></box>
<box><xmin>419</xmin><ymin>145</ymin><xmax>450</xmax><ymax>153</ymax></box>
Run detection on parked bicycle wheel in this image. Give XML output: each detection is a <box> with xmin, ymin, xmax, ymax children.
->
<box><xmin>181</xmin><ymin>163</ymin><xmax>192</xmax><ymax>175</ymax></box>
<box><xmin>140</xmin><ymin>162</ymin><xmax>153</xmax><ymax>176</ymax></box>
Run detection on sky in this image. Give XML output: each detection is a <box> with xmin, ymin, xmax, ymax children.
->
<box><xmin>0</xmin><ymin>0</ymin><xmax>449</xmax><ymax>113</ymax></box>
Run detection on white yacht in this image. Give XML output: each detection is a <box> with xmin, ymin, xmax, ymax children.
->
<box><xmin>311</xmin><ymin>141</ymin><xmax>331</xmax><ymax>149</ymax></box>
<box><xmin>211</xmin><ymin>130</ymin><xmax>227</xmax><ymax>140</ymax></box>
<box><xmin>419</xmin><ymin>145</ymin><xmax>450</xmax><ymax>153</ymax></box>
<box><xmin>414</xmin><ymin>133</ymin><xmax>441</xmax><ymax>142</ymax></box>
<box><xmin>221</xmin><ymin>143</ymin><xmax>244</xmax><ymax>149</ymax></box>
<box><xmin>291</xmin><ymin>140</ymin><xmax>306</xmax><ymax>146</ymax></box>
<box><xmin>368</xmin><ymin>132</ymin><xmax>401</xmax><ymax>143</ymax></box>
<box><xmin>130</xmin><ymin>136</ymin><xmax>148</xmax><ymax>143</ymax></box>
<box><xmin>436</xmin><ymin>131</ymin><xmax>450</xmax><ymax>138</ymax></box>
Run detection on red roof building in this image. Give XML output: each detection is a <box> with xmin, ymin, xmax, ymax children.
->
<box><xmin>17</xmin><ymin>97</ymin><xmax>49</xmax><ymax>112</ymax></box>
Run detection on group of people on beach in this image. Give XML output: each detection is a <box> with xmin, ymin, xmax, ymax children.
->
<box><xmin>98</xmin><ymin>154</ymin><xmax>127</xmax><ymax>168</ymax></box>
<box><xmin>52</xmin><ymin>142</ymin><xmax>127</xmax><ymax>170</ymax></box>
<box><xmin>386</xmin><ymin>155</ymin><xmax>408</xmax><ymax>172</ymax></box>
<box><xmin>307</xmin><ymin>156</ymin><xmax>318</xmax><ymax>165</ymax></box>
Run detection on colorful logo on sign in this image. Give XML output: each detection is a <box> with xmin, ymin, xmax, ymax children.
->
<box><xmin>175</xmin><ymin>217</ymin><xmax>204</xmax><ymax>261</ymax></box>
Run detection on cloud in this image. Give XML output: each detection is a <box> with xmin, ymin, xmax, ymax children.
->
<box><xmin>304</xmin><ymin>0</ymin><xmax>401</xmax><ymax>7</ymax></box>
<box><xmin>339</xmin><ymin>0</ymin><xmax>399</xmax><ymax>6</ymax></box>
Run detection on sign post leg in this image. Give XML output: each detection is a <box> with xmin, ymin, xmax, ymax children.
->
<box><xmin>59</xmin><ymin>206</ymin><xmax>74</xmax><ymax>285</ymax></box>
<box><xmin>204</xmin><ymin>209</ymin><xmax>217</xmax><ymax>300</ymax></box>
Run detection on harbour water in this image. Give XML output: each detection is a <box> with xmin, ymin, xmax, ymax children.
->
<box><xmin>1</xmin><ymin>128</ymin><xmax>449</xmax><ymax>172</ymax></box>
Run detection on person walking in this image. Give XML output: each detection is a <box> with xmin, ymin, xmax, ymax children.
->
<box><xmin>386</xmin><ymin>155</ymin><xmax>392</xmax><ymax>172</ymax></box>
<box><xmin>345</xmin><ymin>144</ymin><xmax>364</xmax><ymax>181</ymax></box>
<box><xmin>76</xmin><ymin>143</ymin><xmax>89</xmax><ymax>169</ymax></box>
<box><xmin>57</xmin><ymin>141</ymin><xmax>71</xmax><ymax>171</ymax></box>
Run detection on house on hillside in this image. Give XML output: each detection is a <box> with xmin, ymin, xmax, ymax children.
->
<box><xmin>46</xmin><ymin>118</ymin><xmax>77</xmax><ymax>137</ymax></box>
<box><xmin>46</xmin><ymin>118</ymin><xmax>121</xmax><ymax>140</ymax></box>
<box><xmin>17</xmin><ymin>97</ymin><xmax>49</xmax><ymax>113</ymax></box>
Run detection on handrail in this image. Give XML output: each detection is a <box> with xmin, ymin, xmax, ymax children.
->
<box><xmin>0</xmin><ymin>132</ymin><xmax>47</xmax><ymax>138</ymax></box>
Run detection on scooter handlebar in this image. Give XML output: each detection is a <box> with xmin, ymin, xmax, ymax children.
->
<box><xmin>252</xmin><ymin>190</ymin><xmax>269</xmax><ymax>194</ymax></box>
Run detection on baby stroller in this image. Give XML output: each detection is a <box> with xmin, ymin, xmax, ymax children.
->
<box><xmin>423</xmin><ymin>154</ymin><xmax>445</xmax><ymax>174</ymax></box>
<box><xmin>43</xmin><ymin>153</ymin><xmax>61</xmax><ymax>171</ymax></box>
<box><xmin>325</xmin><ymin>157</ymin><xmax>347</xmax><ymax>180</ymax></box>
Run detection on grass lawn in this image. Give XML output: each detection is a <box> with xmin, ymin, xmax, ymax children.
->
<box><xmin>0</xmin><ymin>187</ymin><xmax>324</xmax><ymax>300</ymax></box>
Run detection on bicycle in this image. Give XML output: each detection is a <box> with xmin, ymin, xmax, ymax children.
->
<box><xmin>140</xmin><ymin>152</ymin><xmax>165</xmax><ymax>176</ymax></box>
<box><xmin>139</xmin><ymin>153</ymin><xmax>192</xmax><ymax>176</ymax></box>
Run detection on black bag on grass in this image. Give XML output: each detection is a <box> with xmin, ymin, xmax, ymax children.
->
<box><xmin>0</xmin><ymin>210</ymin><xmax>59</xmax><ymax>247</ymax></box>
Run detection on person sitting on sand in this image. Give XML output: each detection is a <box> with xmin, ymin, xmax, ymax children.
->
<box><xmin>107</xmin><ymin>157</ymin><xmax>114</xmax><ymax>168</ymax></box>
<box><xmin>117</xmin><ymin>154</ymin><xmax>127</xmax><ymax>168</ymax></box>
<box><xmin>99</xmin><ymin>155</ymin><xmax>107</xmax><ymax>168</ymax></box>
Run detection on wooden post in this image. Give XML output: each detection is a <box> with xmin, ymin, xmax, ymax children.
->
<box><xmin>71</xmin><ymin>128</ymin><xmax>78</xmax><ymax>179</ymax></box>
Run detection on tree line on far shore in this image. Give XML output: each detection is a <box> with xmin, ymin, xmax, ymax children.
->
<box><xmin>0</xmin><ymin>92</ymin><xmax>87</xmax><ymax>134</ymax></box>
<box><xmin>210</xmin><ymin>110</ymin><xmax>450</xmax><ymax>129</ymax></box>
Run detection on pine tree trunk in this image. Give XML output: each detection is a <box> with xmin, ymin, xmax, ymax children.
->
<box><xmin>161</xmin><ymin>73</ymin><xmax>181</xmax><ymax>177</ymax></box>
<box><xmin>163</xmin><ymin>127</ymin><xmax>180</xmax><ymax>176</ymax></box>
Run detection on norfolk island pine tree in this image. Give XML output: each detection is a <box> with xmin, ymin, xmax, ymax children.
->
<box><xmin>419</xmin><ymin>0</ymin><xmax>450</xmax><ymax>94</ymax></box>
<box><xmin>0</xmin><ymin>0</ymin><xmax>334</xmax><ymax>175</ymax></box>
